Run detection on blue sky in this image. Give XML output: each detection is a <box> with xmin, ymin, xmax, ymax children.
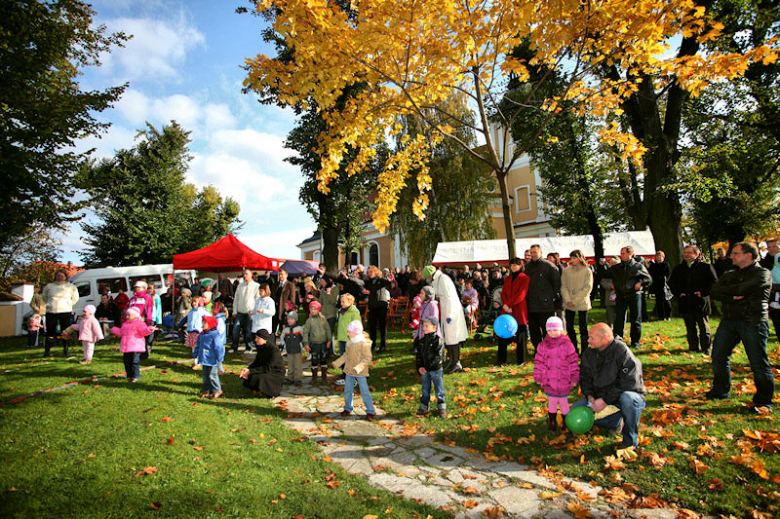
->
<box><xmin>62</xmin><ymin>0</ymin><xmax>315</xmax><ymax>264</ymax></box>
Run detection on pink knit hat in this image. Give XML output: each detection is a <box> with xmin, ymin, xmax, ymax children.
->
<box><xmin>346</xmin><ymin>320</ymin><xmax>364</xmax><ymax>335</ymax></box>
<box><xmin>546</xmin><ymin>316</ymin><xmax>564</xmax><ymax>331</ymax></box>
<box><xmin>84</xmin><ymin>305</ymin><xmax>96</xmax><ymax>315</ymax></box>
<box><xmin>126</xmin><ymin>307</ymin><xmax>141</xmax><ymax>319</ymax></box>
<box><xmin>309</xmin><ymin>301</ymin><xmax>322</xmax><ymax>311</ymax></box>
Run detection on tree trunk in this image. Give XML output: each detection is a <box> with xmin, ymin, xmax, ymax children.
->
<box><xmin>321</xmin><ymin>225</ymin><xmax>340</xmax><ymax>276</ymax></box>
<box><xmin>496</xmin><ymin>169</ymin><xmax>517</xmax><ymax>260</ymax></box>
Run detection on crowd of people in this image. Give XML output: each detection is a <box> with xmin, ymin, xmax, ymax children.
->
<box><xmin>21</xmin><ymin>236</ymin><xmax>780</xmax><ymax>435</ymax></box>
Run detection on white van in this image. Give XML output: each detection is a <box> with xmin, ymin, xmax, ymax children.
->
<box><xmin>68</xmin><ymin>264</ymin><xmax>196</xmax><ymax>315</ymax></box>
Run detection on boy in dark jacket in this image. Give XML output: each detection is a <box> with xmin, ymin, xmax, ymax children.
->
<box><xmin>416</xmin><ymin>317</ymin><xmax>447</xmax><ymax>418</ymax></box>
<box><xmin>280</xmin><ymin>311</ymin><xmax>306</xmax><ymax>386</ymax></box>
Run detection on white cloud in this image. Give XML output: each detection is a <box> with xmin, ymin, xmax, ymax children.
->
<box><xmin>113</xmin><ymin>89</ymin><xmax>150</xmax><ymax>127</ymax></box>
<box><xmin>102</xmin><ymin>14</ymin><xmax>205</xmax><ymax>82</ymax></box>
<box><xmin>75</xmin><ymin>124</ymin><xmax>138</xmax><ymax>160</ymax></box>
<box><xmin>204</xmin><ymin>103</ymin><xmax>236</xmax><ymax>132</ymax></box>
<box><xmin>151</xmin><ymin>94</ymin><xmax>203</xmax><ymax>130</ymax></box>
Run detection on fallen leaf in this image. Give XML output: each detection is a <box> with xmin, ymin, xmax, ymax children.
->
<box><xmin>151</xmin><ymin>502</ymin><xmax>162</xmax><ymax>510</ymax></box>
<box><xmin>463</xmin><ymin>486</ymin><xmax>479</xmax><ymax>494</ymax></box>
<box><xmin>539</xmin><ymin>491</ymin><xmax>561</xmax><ymax>499</ymax></box>
<box><xmin>192</xmin><ymin>446</ymin><xmax>205</xmax><ymax>451</ymax></box>
<box><xmin>567</xmin><ymin>501</ymin><xmax>594</xmax><ymax>519</ymax></box>
<box><xmin>159</xmin><ymin>416</ymin><xmax>171</xmax><ymax>422</ymax></box>
<box><xmin>463</xmin><ymin>499</ymin><xmax>479</xmax><ymax>509</ymax></box>
<box><xmin>166</xmin><ymin>437</ymin><xmax>175</xmax><ymax>445</ymax></box>
<box><xmin>135</xmin><ymin>467</ymin><xmax>158</xmax><ymax>477</ymax></box>
<box><xmin>326</xmin><ymin>480</ymin><xmax>340</xmax><ymax>489</ymax></box>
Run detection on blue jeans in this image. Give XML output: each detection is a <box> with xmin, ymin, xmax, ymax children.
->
<box><xmin>573</xmin><ymin>392</ymin><xmax>646</xmax><ymax>448</ymax></box>
<box><xmin>123</xmin><ymin>352</ymin><xmax>141</xmax><ymax>380</ymax></box>
<box><xmin>343</xmin><ymin>375</ymin><xmax>375</xmax><ymax>414</ymax></box>
<box><xmin>614</xmin><ymin>293</ymin><xmax>642</xmax><ymax>347</ymax></box>
<box><xmin>232</xmin><ymin>312</ymin><xmax>254</xmax><ymax>351</ymax></box>
<box><xmin>338</xmin><ymin>340</ymin><xmax>347</xmax><ymax>355</ymax></box>
<box><xmin>709</xmin><ymin>320</ymin><xmax>774</xmax><ymax>405</ymax></box>
<box><xmin>420</xmin><ymin>368</ymin><xmax>446</xmax><ymax>411</ymax></box>
<box><xmin>202</xmin><ymin>365</ymin><xmax>221</xmax><ymax>393</ymax></box>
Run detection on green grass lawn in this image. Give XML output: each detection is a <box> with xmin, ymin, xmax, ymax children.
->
<box><xmin>369</xmin><ymin>306</ymin><xmax>780</xmax><ymax>517</ymax></box>
<box><xmin>1</xmin><ymin>306</ymin><xmax>779</xmax><ymax>518</ymax></box>
<box><xmin>0</xmin><ymin>336</ymin><xmax>444</xmax><ymax>518</ymax></box>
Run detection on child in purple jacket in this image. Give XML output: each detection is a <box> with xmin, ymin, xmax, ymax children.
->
<box><xmin>414</xmin><ymin>286</ymin><xmax>442</xmax><ymax>353</ymax></box>
<box><xmin>533</xmin><ymin>316</ymin><xmax>580</xmax><ymax>434</ymax></box>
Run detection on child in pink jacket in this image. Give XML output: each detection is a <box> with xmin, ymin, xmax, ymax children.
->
<box><xmin>67</xmin><ymin>305</ymin><xmax>104</xmax><ymax>364</ymax></box>
<box><xmin>533</xmin><ymin>316</ymin><xmax>580</xmax><ymax>434</ymax></box>
<box><xmin>111</xmin><ymin>307</ymin><xmax>156</xmax><ymax>382</ymax></box>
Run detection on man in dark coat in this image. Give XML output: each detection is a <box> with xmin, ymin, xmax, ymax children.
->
<box><xmin>648</xmin><ymin>251</ymin><xmax>672</xmax><ymax>320</ymax></box>
<box><xmin>273</xmin><ymin>269</ymin><xmax>297</xmax><ymax>334</ymax></box>
<box><xmin>759</xmin><ymin>238</ymin><xmax>778</xmax><ymax>270</ymax></box>
<box><xmin>602</xmin><ymin>246</ymin><xmax>652</xmax><ymax>348</ymax></box>
<box><xmin>240</xmin><ymin>330</ymin><xmax>284</xmax><ymax>397</ymax></box>
<box><xmin>669</xmin><ymin>245</ymin><xmax>718</xmax><ymax>354</ymax></box>
<box><xmin>706</xmin><ymin>242</ymin><xmax>773</xmax><ymax>413</ymax></box>
<box><xmin>572</xmin><ymin>323</ymin><xmax>647</xmax><ymax>448</ymax></box>
<box><xmin>524</xmin><ymin>244</ymin><xmax>562</xmax><ymax>348</ymax></box>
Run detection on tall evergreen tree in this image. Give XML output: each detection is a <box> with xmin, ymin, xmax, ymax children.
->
<box><xmin>0</xmin><ymin>0</ymin><xmax>127</xmax><ymax>252</ymax></box>
<box><xmin>78</xmin><ymin>122</ymin><xmax>241</xmax><ymax>266</ymax></box>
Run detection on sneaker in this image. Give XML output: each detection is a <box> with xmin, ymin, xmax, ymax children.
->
<box><xmin>340</xmin><ymin>410</ymin><xmax>351</xmax><ymax>417</ymax></box>
<box><xmin>365</xmin><ymin>413</ymin><xmax>375</xmax><ymax>421</ymax></box>
<box><xmin>335</xmin><ymin>379</ymin><xmax>346</xmax><ymax>386</ymax></box>
<box><xmin>438</xmin><ymin>409</ymin><xmax>448</xmax><ymax>419</ymax></box>
<box><xmin>416</xmin><ymin>408</ymin><xmax>427</xmax><ymax>416</ymax></box>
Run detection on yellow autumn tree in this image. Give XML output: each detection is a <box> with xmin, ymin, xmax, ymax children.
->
<box><xmin>245</xmin><ymin>0</ymin><xmax>778</xmax><ymax>259</ymax></box>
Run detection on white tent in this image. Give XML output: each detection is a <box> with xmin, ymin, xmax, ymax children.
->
<box><xmin>431</xmin><ymin>231</ymin><xmax>656</xmax><ymax>265</ymax></box>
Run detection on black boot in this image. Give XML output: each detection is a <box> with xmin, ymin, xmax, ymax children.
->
<box><xmin>548</xmin><ymin>412</ymin><xmax>558</xmax><ymax>434</ymax></box>
<box><xmin>60</xmin><ymin>339</ymin><xmax>69</xmax><ymax>357</ymax></box>
<box><xmin>44</xmin><ymin>337</ymin><xmax>53</xmax><ymax>357</ymax></box>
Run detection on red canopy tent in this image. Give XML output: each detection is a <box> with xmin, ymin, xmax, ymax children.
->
<box><xmin>173</xmin><ymin>234</ymin><xmax>279</xmax><ymax>272</ymax></box>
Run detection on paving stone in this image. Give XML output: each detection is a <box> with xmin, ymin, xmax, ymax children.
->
<box><xmin>397</xmin><ymin>484</ymin><xmax>460</xmax><ymax>509</ymax></box>
<box><xmin>368</xmin><ymin>472</ymin><xmax>419</xmax><ymax>494</ymax></box>
<box><xmin>487</xmin><ymin>486</ymin><xmax>542</xmax><ymax>517</ymax></box>
<box><xmin>394</xmin><ymin>434</ymin><xmax>434</xmax><ymax>448</ymax></box>
<box><xmin>344</xmin><ymin>456</ymin><xmax>374</xmax><ymax>476</ymax></box>
<box><xmin>387</xmin><ymin>449</ymin><xmax>418</xmax><ymax>467</ymax></box>
<box><xmin>413</xmin><ymin>447</ymin><xmax>437</xmax><ymax>460</ymax></box>
<box><xmin>428</xmin><ymin>452</ymin><xmax>465</xmax><ymax>468</ymax></box>
<box><xmin>490</xmin><ymin>466</ymin><xmax>559</xmax><ymax>490</ymax></box>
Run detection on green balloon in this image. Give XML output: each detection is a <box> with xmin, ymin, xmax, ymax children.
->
<box><xmin>565</xmin><ymin>406</ymin><xmax>595</xmax><ymax>434</ymax></box>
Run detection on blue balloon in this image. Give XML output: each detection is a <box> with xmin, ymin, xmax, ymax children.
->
<box><xmin>494</xmin><ymin>314</ymin><xmax>518</xmax><ymax>339</ymax></box>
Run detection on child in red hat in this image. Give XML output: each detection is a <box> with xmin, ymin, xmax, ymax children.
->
<box><xmin>194</xmin><ymin>315</ymin><xmax>225</xmax><ymax>399</ymax></box>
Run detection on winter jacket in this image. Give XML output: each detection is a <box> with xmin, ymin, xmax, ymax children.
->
<box><xmin>561</xmin><ymin>264</ymin><xmax>593</xmax><ymax>312</ymax></box>
<box><xmin>415</xmin><ymin>299</ymin><xmax>442</xmax><ymax>339</ymax></box>
<box><xmin>114</xmin><ymin>292</ymin><xmax>130</xmax><ymax>312</ymax></box>
<box><xmin>303</xmin><ymin>314</ymin><xmax>332</xmax><ymax>345</ymax></box>
<box><xmin>177</xmin><ymin>307</ymin><xmax>209</xmax><ymax>332</ymax></box>
<box><xmin>500</xmin><ymin>271</ymin><xmax>529</xmax><ymax>324</ymax></box>
<box><xmin>524</xmin><ymin>259</ymin><xmax>561</xmax><ymax>313</ymax></box>
<box><xmin>275</xmin><ymin>280</ymin><xmax>298</xmax><ymax>319</ymax></box>
<box><xmin>431</xmin><ymin>270</ymin><xmax>469</xmax><ymax>345</ymax></box>
<box><xmin>214</xmin><ymin>312</ymin><xmax>227</xmax><ymax>344</ymax></box>
<box><xmin>128</xmin><ymin>290</ymin><xmax>154</xmax><ymax>325</ymax></box>
<box><xmin>332</xmin><ymin>336</ymin><xmax>373</xmax><ymax>376</ymax></box>
<box><xmin>365</xmin><ymin>276</ymin><xmax>391</xmax><ymax>307</ymax></box>
<box><xmin>43</xmin><ymin>281</ymin><xmax>79</xmax><ymax>314</ymax></box>
<box><xmin>193</xmin><ymin>329</ymin><xmax>224</xmax><ymax>367</ymax></box>
<box><xmin>71</xmin><ymin>315</ymin><xmax>104</xmax><ymax>343</ymax></box>
<box><xmin>335</xmin><ymin>305</ymin><xmax>362</xmax><ymax>342</ymax></box>
<box><xmin>319</xmin><ymin>286</ymin><xmax>340</xmax><ymax>320</ymax></box>
<box><xmin>710</xmin><ymin>263</ymin><xmax>771</xmax><ymax>322</ymax></box>
<box><xmin>281</xmin><ymin>325</ymin><xmax>305</xmax><ymax>354</ymax></box>
<box><xmin>416</xmin><ymin>331</ymin><xmax>445</xmax><ymax>372</ymax></box>
<box><xmin>234</xmin><ymin>279</ymin><xmax>260</xmax><ymax>314</ymax></box>
<box><xmin>603</xmin><ymin>257</ymin><xmax>652</xmax><ymax>297</ymax></box>
<box><xmin>669</xmin><ymin>259</ymin><xmax>718</xmax><ymax>315</ymax></box>
<box><xmin>29</xmin><ymin>293</ymin><xmax>46</xmax><ymax>316</ymax></box>
<box><xmin>95</xmin><ymin>301</ymin><xmax>120</xmax><ymax>323</ymax></box>
<box><xmin>151</xmin><ymin>295</ymin><xmax>162</xmax><ymax>325</ymax></box>
<box><xmin>648</xmin><ymin>261</ymin><xmax>672</xmax><ymax>300</ymax></box>
<box><xmin>111</xmin><ymin>319</ymin><xmax>155</xmax><ymax>353</ymax></box>
<box><xmin>533</xmin><ymin>334</ymin><xmax>580</xmax><ymax>397</ymax></box>
<box><xmin>251</xmin><ymin>296</ymin><xmax>276</xmax><ymax>333</ymax></box>
<box><xmin>580</xmin><ymin>337</ymin><xmax>646</xmax><ymax>405</ymax></box>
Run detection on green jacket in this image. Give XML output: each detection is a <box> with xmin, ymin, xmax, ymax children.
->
<box><xmin>303</xmin><ymin>313</ymin><xmax>332</xmax><ymax>345</ymax></box>
<box><xmin>319</xmin><ymin>286</ymin><xmax>340</xmax><ymax>320</ymax></box>
<box><xmin>335</xmin><ymin>305</ymin><xmax>361</xmax><ymax>342</ymax></box>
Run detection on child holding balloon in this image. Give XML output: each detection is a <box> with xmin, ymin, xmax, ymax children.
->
<box><xmin>533</xmin><ymin>316</ymin><xmax>580</xmax><ymax>434</ymax></box>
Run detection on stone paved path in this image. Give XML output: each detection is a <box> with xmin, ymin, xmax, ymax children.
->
<box><xmin>270</xmin><ymin>365</ymin><xmax>678</xmax><ymax>519</ymax></box>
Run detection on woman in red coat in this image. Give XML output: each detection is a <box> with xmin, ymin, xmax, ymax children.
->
<box><xmin>498</xmin><ymin>257</ymin><xmax>530</xmax><ymax>365</ymax></box>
